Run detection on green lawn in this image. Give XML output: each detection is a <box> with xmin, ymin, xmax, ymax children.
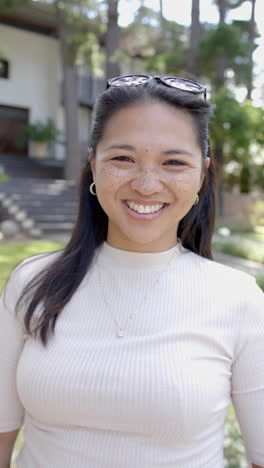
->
<box><xmin>243</xmin><ymin>230</ymin><xmax>264</xmax><ymax>242</ymax></box>
<box><xmin>0</xmin><ymin>240</ymin><xmax>64</xmax><ymax>292</ymax></box>
<box><xmin>212</xmin><ymin>235</ymin><xmax>264</xmax><ymax>263</ymax></box>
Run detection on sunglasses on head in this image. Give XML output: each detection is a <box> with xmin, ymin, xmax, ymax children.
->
<box><xmin>106</xmin><ymin>74</ymin><xmax>207</xmax><ymax>100</ymax></box>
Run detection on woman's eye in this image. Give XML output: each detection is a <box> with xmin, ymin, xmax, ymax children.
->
<box><xmin>163</xmin><ymin>160</ymin><xmax>185</xmax><ymax>166</ymax></box>
<box><xmin>112</xmin><ymin>156</ymin><xmax>133</xmax><ymax>162</ymax></box>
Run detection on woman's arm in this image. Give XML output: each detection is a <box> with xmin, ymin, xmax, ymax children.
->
<box><xmin>0</xmin><ymin>429</ymin><xmax>20</xmax><ymax>468</ymax></box>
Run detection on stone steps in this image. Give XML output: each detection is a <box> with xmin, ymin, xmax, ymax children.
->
<box><xmin>0</xmin><ymin>176</ymin><xmax>78</xmax><ymax>238</ymax></box>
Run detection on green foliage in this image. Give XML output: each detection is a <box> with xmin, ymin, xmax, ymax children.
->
<box><xmin>0</xmin><ymin>0</ymin><xmax>30</xmax><ymax>9</ymax></box>
<box><xmin>21</xmin><ymin>119</ymin><xmax>61</xmax><ymax>143</ymax></box>
<box><xmin>210</xmin><ymin>88</ymin><xmax>250</xmax><ymax>145</ymax></box>
<box><xmin>64</xmin><ymin>0</ymin><xmax>106</xmax><ymax>70</ymax></box>
<box><xmin>0</xmin><ymin>174</ymin><xmax>9</xmax><ymax>183</ymax></box>
<box><xmin>224</xmin><ymin>405</ymin><xmax>247</xmax><ymax>468</ymax></box>
<box><xmin>209</xmin><ymin>88</ymin><xmax>264</xmax><ymax>192</ymax></box>
<box><xmin>121</xmin><ymin>7</ymin><xmax>187</xmax><ymax>75</ymax></box>
<box><xmin>240</xmin><ymin>161</ymin><xmax>251</xmax><ymax>193</ymax></box>
<box><xmin>75</xmin><ymin>32</ymin><xmax>105</xmax><ymax>75</ymax></box>
<box><xmin>198</xmin><ymin>23</ymin><xmax>251</xmax><ymax>89</ymax></box>
<box><xmin>249</xmin><ymin>200</ymin><xmax>264</xmax><ymax>227</ymax></box>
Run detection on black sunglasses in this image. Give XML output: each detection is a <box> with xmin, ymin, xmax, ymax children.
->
<box><xmin>106</xmin><ymin>74</ymin><xmax>207</xmax><ymax>100</ymax></box>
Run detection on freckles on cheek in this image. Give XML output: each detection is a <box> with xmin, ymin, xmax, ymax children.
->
<box><xmin>98</xmin><ymin>165</ymin><xmax>123</xmax><ymax>187</ymax></box>
<box><xmin>170</xmin><ymin>169</ymin><xmax>201</xmax><ymax>195</ymax></box>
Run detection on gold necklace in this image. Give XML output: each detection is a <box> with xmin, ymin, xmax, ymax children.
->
<box><xmin>95</xmin><ymin>244</ymin><xmax>179</xmax><ymax>338</ymax></box>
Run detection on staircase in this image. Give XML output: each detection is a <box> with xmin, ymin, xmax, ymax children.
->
<box><xmin>0</xmin><ymin>154</ymin><xmax>78</xmax><ymax>240</ymax></box>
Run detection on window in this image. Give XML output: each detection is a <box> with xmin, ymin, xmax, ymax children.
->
<box><xmin>0</xmin><ymin>59</ymin><xmax>9</xmax><ymax>79</ymax></box>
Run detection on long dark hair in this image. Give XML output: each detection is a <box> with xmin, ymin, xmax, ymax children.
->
<box><xmin>14</xmin><ymin>78</ymin><xmax>216</xmax><ymax>346</ymax></box>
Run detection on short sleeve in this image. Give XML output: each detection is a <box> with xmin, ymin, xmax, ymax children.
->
<box><xmin>231</xmin><ymin>276</ymin><xmax>264</xmax><ymax>466</ymax></box>
<box><xmin>0</xmin><ymin>266</ymin><xmax>26</xmax><ymax>432</ymax></box>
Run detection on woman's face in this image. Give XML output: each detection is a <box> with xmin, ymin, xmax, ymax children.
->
<box><xmin>91</xmin><ymin>100</ymin><xmax>210</xmax><ymax>252</ymax></box>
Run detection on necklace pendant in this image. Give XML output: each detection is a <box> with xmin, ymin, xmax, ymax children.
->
<box><xmin>117</xmin><ymin>328</ymin><xmax>124</xmax><ymax>338</ymax></box>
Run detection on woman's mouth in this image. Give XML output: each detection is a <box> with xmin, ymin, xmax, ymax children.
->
<box><xmin>126</xmin><ymin>201</ymin><xmax>165</xmax><ymax>214</ymax></box>
<box><xmin>123</xmin><ymin>200</ymin><xmax>168</xmax><ymax>219</ymax></box>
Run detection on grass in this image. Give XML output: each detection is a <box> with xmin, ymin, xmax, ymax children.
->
<box><xmin>212</xmin><ymin>236</ymin><xmax>264</xmax><ymax>263</ymax></box>
<box><xmin>213</xmin><ymin>223</ymin><xmax>264</xmax><ymax>291</ymax></box>
<box><xmin>0</xmin><ymin>240</ymin><xmax>64</xmax><ymax>292</ymax></box>
<box><xmin>242</xmin><ymin>231</ymin><xmax>264</xmax><ymax>242</ymax></box>
<box><xmin>213</xmin><ymin>222</ymin><xmax>264</xmax><ymax>264</ymax></box>
<box><xmin>0</xmin><ymin>174</ymin><xmax>10</xmax><ymax>183</ymax></box>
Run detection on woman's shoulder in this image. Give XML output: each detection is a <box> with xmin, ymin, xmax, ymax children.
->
<box><xmin>186</xmin><ymin>248</ymin><xmax>258</xmax><ymax>290</ymax></box>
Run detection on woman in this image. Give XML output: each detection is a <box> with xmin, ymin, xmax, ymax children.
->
<box><xmin>0</xmin><ymin>75</ymin><xmax>263</xmax><ymax>468</ymax></box>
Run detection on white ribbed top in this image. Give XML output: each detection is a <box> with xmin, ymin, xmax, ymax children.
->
<box><xmin>0</xmin><ymin>240</ymin><xmax>264</xmax><ymax>468</ymax></box>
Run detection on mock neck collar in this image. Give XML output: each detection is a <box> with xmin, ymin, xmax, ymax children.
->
<box><xmin>96</xmin><ymin>239</ymin><xmax>184</xmax><ymax>269</ymax></box>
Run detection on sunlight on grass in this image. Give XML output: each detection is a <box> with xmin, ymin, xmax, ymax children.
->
<box><xmin>0</xmin><ymin>240</ymin><xmax>64</xmax><ymax>292</ymax></box>
<box><xmin>212</xmin><ymin>235</ymin><xmax>264</xmax><ymax>263</ymax></box>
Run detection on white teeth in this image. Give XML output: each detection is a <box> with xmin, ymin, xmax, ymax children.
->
<box><xmin>127</xmin><ymin>201</ymin><xmax>164</xmax><ymax>214</ymax></box>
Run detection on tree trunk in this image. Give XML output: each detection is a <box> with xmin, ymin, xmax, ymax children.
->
<box><xmin>106</xmin><ymin>0</ymin><xmax>120</xmax><ymax>80</ymax></box>
<box><xmin>216</xmin><ymin>0</ymin><xmax>227</xmax><ymax>87</ymax></box>
<box><xmin>215</xmin><ymin>0</ymin><xmax>227</xmax><ymax>216</ymax></box>
<box><xmin>218</xmin><ymin>0</ymin><xmax>226</xmax><ymax>23</ymax></box>
<box><xmin>159</xmin><ymin>0</ymin><xmax>165</xmax><ymax>38</ymax></box>
<box><xmin>56</xmin><ymin>1</ymin><xmax>82</xmax><ymax>183</ymax></box>
<box><xmin>246</xmin><ymin>0</ymin><xmax>256</xmax><ymax>99</ymax></box>
<box><xmin>187</xmin><ymin>0</ymin><xmax>200</xmax><ymax>76</ymax></box>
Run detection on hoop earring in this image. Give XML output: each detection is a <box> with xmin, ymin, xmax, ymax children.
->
<box><xmin>89</xmin><ymin>182</ymin><xmax>97</xmax><ymax>196</ymax></box>
<box><xmin>193</xmin><ymin>194</ymin><xmax>199</xmax><ymax>205</ymax></box>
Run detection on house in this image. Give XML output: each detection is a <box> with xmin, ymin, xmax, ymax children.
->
<box><xmin>0</xmin><ymin>1</ymin><xmax>104</xmax><ymax>165</ymax></box>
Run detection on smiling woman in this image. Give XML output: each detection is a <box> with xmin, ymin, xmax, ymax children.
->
<box><xmin>0</xmin><ymin>75</ymin><xmax>264</xmax><ymax>468</ymax></box>
<box><xmin>90</xmin><ymin>101</ymin><xmax>210</xmax><ymax>252</ymax></box>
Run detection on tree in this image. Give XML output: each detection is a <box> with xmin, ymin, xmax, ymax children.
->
<box><xmin>0</xmin><ymin>0</ymin><xmax>29</xmax><ymax>6</ymax></box>
<box><xmin>55</xmin><ymin>0</ymin><xmax>105</xmax><ymax>182</ymax></box>
<box><xmin>197</xmin><ymin>0</ymin><xmax>251</xmax><ymax>214</ymax></box>
<box><xmin>187</xmin><ymin>0</ymin><xmax>200</xmax><ymax>77</ymax></box>
<box><xmin>121</xmin><ymin>7</ymin><xmax>186</xmax><ymax>75</ymax></box>
<box><xmin>247</xmin><ymin>0</ymin><xmax>257</xmax><ymax>99</ymax></box>
<box><xmin>105</xmin><ymin>0</ymin><xmax>120</xmax><ymax>80</ymax></box>
<box><xmin>210</xmin><ymin>88</ymin><xmax>264</xmax><ymax>194</ymax></box>
<box><xmin>159</xmin><ymin>0</ymin><xmax>165</xmax><ymax>39</ymax></box>
<box><xmin>55</xmin><ymin>0</ymin><xmax>82</xmax><ymax>182</ymax></box>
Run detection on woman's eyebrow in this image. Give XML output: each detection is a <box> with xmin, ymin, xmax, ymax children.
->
<box><xmin>162</xmin><ymin>149</ymin><xmax>194</xmax><ymax>156</ymax></box>
<box><xmin>103</xmin><ymin>144</ymin><xmax>194</xmax><ymax>157</ymax></box>
<box><xmin>104</xmin><ymin>144</ymin><xmax>135</xmax><ymax>151</ymax></box>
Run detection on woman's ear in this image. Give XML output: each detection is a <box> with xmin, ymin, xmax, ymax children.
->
<box><xmin>205</xmin><ymin>157</ymin><xmax>210</xmax><ymax>169</ymax></box>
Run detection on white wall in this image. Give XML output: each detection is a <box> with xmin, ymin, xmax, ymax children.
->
<box><xmin>0</xmin><ymin>24</ymin><xmax>92</xmax><ymax>161</ymax></box>
<box><xmin>0</xmin><ymin>25</ymin><xmax>59</xmax><ymax>124</ymax></box>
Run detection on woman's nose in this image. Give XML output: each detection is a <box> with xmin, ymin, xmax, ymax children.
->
<box><xmin>130</xmin><ymin>170</ymin><xmax>164</xmax><ymax>195</ymax></box>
